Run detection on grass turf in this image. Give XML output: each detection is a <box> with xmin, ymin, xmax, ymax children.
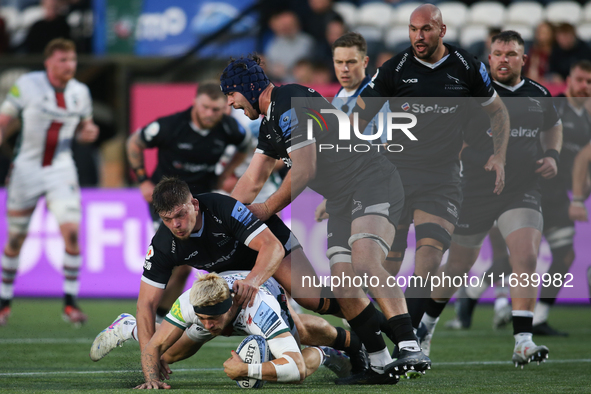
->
<box><xmin>0</xmin><ymin>298</ymin><xmax>589</xmax><ymax>393</ymax></box>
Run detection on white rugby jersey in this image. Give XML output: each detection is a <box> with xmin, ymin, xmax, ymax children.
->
<box><xmin>1</xmin><ymin>71</ymin><xmax>92</xmax><ymax>168</ymax></box>
<box><xmin>165</xmin><ymin>272</ymin><xmax>294</xmax><ymax>343</ymax></box>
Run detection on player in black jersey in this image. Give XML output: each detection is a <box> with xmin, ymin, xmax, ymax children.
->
<box><xmin>352</xmin><ymin>4</ymin><xmax>510</xmax><ymax>335</ymax></box>
<box><xmin>134</xmin><ymin>178</ymin><xmax>364</xmax><ymax>371</ymax></box>
<box><xmin>419</xmin><ymin>31</ymin><xmax>561</xmax><ymax>367</ymax></box>
<box><xmin>127</xmin><ymin>82</ymin><xmax>250</xmax><ymax>323</ymax></box>
<box><xmin>221</xmin><ymin>55</ymin><xmax>429</xmax><ymax>384</ymax></box>
<box><xmin>535</xmin><ymin>61</ymin><xmax>591</xmax><ymax>335</ymax></box>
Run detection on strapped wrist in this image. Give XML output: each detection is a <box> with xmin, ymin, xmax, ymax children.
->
<box><xmin>544</xmin><ymin>149</ymin><xmax>560</xmax><ymax>165</ymax></box>
<box><xmin>133</xmin><ymin>167</ymin><xmax>148</xmax><ymax>183</ymax></box>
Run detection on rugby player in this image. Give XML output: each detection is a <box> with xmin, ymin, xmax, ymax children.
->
<box><xmin>127</xmin><ymin>82</ymin><xmax>250</xmax><ymax>323</ymax></box>
<box><xmin>351</xmin><ymin>4</ymin><xmax>510</xmax><ymax>335</ymax></box>
<box><xmin>419</xmin><ymin>31</ymin><xmax>561</xmax><ymax>367</ymax></box>
<box><xmin>222</xmin><ymin>55</ymin><xmax>428</xmax><ymax>384</ymax></box>
<box><xmin>0</xmin><ymin>38</ymin><xmax>98</xmax><ymax>326</ymax></box>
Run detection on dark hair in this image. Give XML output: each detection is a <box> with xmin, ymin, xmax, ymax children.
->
<box><xmin>152</xmin><ymin>177</ymin><xmax>192</xmax><ymax>215</ymax></box>
<box><xmin>556</xmin><ymin>23</ymin><xmax>575</xmax><ymax>35</ymax></box>
<box><xmin>571</xmin><ymin>59</ymin><xmax>591</xmax><ymax>73</ymax></box>
<box><xmin>44</xmin><ymin>38</ymin><xmax>76</xmax><ymax>59</ymax></box>
<box><xmin>332</xmin><ymin>32</ymin><xmax>367</xmax><ymax>56</ymax></box>
<box><xmin>491</xmin><ymin>30</ymin><xmax>525</xmax><ymax>47</ymax></box>
<box><xmin>196</xmin><ymin>81</ymin><xmax>225</xmax><ymax>100</ymax></box>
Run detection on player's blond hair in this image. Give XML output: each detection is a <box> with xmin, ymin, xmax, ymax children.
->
<box><xmin>190</xmin><ymin>273</ymin><xmax>231</xmax><ymax>308</ymax></box>
<box><xmin>44</xmin><ymin>38</ymin><xmax>76</xmax><ymax>59</ymax></box>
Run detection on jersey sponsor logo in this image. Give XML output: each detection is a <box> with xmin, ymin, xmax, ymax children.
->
<box><xmin>177</xmin><ymin>143</ymin><xmax>193</xmax><ymax>149</ymax></box>
<box><xmin>143</xmin><ymin>122</ymin><xmax>160</xmax><ymax>142</ymax></box>
<box><xmin>231</xmin><ymin>201</ymin><xmax>255</xmax><ymax>226</ymax></box>
<box><xmin>145</xmin><ymin>245</ymin><xmax>154</xmax><ymax>260</ymax></box>
<box><xmin>511</xmin><ymin>127</ymin><xmax>539</xmax><ymax>138</ymax></box>
<box><xmin>253</xmin><ymin>301</ymin><xmax>280</xmax><ymax>336</ymax></box>
<box><xmin>401</xmin><ymin>102</ymin><xmax>410</xmax><ymax>111</ymax></box>
<box><xmin>143</xmin><ymin>260</ymin><xmax>152</xmax><ymax>270</ymax></box>
<box><xmin>395</xmin><ymin>53</ymin><xmax>408</xmax><ymax>72</ymax></box>
<box><xmin>454</xmin><ymin>51</ymin><xmax>470</xmax><ymax>70</ymax></box>
<box><xmin>170</xmin><ymin>299</ymin><xmax>185</xmax><ymax>322</ymax></box>
<box><xmin>403</xmin><ymin>78</ymin><xmax>418</xmax><ymax>83</ymax></box>
<box><xmin>409</xmin><ymin>103</ymin><xmax>459</xmax><ymax>114</ymax></box>
<box><xmin>171</xmin><ymin>240</ymin><xmax>176</xmax><ymax>254</ymax></box>
<box><xmin>247</xmin><ymin>314</ymin><xmax>253</xmax><ymax>325</ymax></box>
<box><xmin>308</xmin><ymin>88</ymin><xmax>315</xmax><ymax>93</ymax></box>
<box><xmin>9</xmin><ymin>85</ymin><xmax>20</xmax><ymax>98</ymax></box>
<box><xmin>212</xmin><ymin>232</ymin><xmax>227</xmax><ymax>237</ymax></box>
<box><xmin>185</xmin><ymin>250</ymin><xmax>198</xmax><ymax>260</ymax></box>
<box><xmin>368</xmin><ymin>69</ymin><xmax>380</xmax><ymax>89</ymax></box>
<box><xmin>528</xmin><ymin>79</ymin><xmax>547</xmax><ymax>94</ymax></box>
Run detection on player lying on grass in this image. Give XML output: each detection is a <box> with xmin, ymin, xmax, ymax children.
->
<box><xmin>90</xmin><ymin>272</ymin><xmax>365</xmax><ymax>388</ymax></box>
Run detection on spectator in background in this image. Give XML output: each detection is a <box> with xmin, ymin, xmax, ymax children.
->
<box><xmin>265</xmin><ymin>10</ymin><xmax>314</xmax><ymax>82</ymax></box>
<box><xmin>292</xmin><ymin>59</ymin><xmax>315</xmax><ymax>85</ymax></box>
<box><xmin>312</xmin><ymin>13</ymin><xmax>347</xmax><ymax>77</ymax></box>
<box><xmin>549</xmin><ymin>23</ymin><xmax>591</xmax><ymax>83</ymax></box>
<box><xmin>22</xmin><ymin>0</ymin><xmax>71</xmax><ymax>54</ymax></box>
<box><xmin>524</xmin><ymin>21</ymin><xmax>555</xmax><ymax>84</ymax></box>
<box><xmin>301</xmin><ymin>0</ymin><xmax>341</xmax><ymax>43</ymax></box>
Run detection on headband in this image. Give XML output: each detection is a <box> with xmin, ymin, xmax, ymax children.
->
<box><xmin>193</xmin><ymin>295</ymin><xmax>232</xmax><ymax>316</ymax></box>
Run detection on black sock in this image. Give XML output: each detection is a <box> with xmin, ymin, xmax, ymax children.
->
<box><xmin>347</xmin><ymin>303</ymin><xmax>387</xmax><ymax>353</ymax></box>
<box><xmin>513</xmin><ymin>315</ymin><xmax>533</xmax><ymax>335</ymax></box>
<box><xmin>64</xmin><ymin>294</ymin><xmax>76</xmax><ymax>307</ymax></box>
<box><xmin>387</xmin><ymin>313</ymin><xmax>416</xmax><ymax>344</ymax></box>
<box><xmin>156</xmin><ymin>307</ymin><xmax>169</xmax><ymax>318</ymax></box>
<box><xmin>405</xmin><ymin>297</ymin><xmax>428</xmax><ymax>329</ymax></box>
<box><xmin>375</xmin><ymin>307</ymin><xmax>397</xmax><ymax>343</ymax></box>
<box><xmin>424</xmin><ymin>298</ymin><xmax>448</xmax><ymax>319</ymax></box>
<box><xmin>333</xmin><ymin>326</ymin><xmax>362</xmax><ymax>354</ymax></box>
<box><xmin>404</xmin><ymin>274</ymin><xmax>431</xmax><ymax>328</ymax></box>
<box><xmin>0</xmin><ymin>298</ymin><xmax>11</xmax><ymax>308</ymax></box>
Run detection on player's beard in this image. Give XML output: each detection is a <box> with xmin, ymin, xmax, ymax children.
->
<box><xmin>194</xmin><ymin>110</ymin><xmax>219</xmax><ymax>130</ymax></box>
<box><xmin>493</xmin><ymin>70</ymin><xmax>519</xmax><ymax>87</ymax></box>
<box><xmin>412</xmin><ymin>40</ymin><xmax>438</xmax><ymax>60</ymax></box>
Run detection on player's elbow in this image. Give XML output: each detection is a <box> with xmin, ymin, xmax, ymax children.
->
<box><xmin>274</xmin><ymin>353</ymin><xmax>306</xmax><ymax>383</ymax></box>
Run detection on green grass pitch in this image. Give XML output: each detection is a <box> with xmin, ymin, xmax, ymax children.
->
<box><xmin>1</xmin><ymin>298</ymin><xmax>590</xmax><ymax>393</ymax></box>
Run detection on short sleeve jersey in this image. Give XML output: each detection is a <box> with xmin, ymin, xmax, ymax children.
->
<box><xmin>139</xmin><ymin>109</ymin><xmax>249</xmax><ymax>195</ymax></box>
<box><xmin>255</xmin><ymin>84</ymin><xmax>388</xmax><ymax>200</ymax></box>
<box><xmin>356</xmin><ymin>44</ymin><xmax>496</xmax><ymax>185</ymax></box>
<box><xmin>141</xmin><ymin>193</ymin><xmax>268</xmax><ymax>288</ymax></box>
<box><xmin>165</xmin><ymin>272</ymin><xmax>293</xmax><ymax>343</ymax></box>
<box><xmin>541</xmin><ymin>94</ymin><xmax>591</xmax><ymax>197</ymax></box>
<box><xmin>1</xmin><ymin>71</ymin><xmax>92</xmax><ymax>168</ymax></box>
<box><xmin>462</xmin><ymin>78</ymin><xmax>560</xmax><ymax>198</ymax></box>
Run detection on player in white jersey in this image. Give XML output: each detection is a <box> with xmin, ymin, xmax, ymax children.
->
<box><xmin>0</xmin><ymin>39</ymin><xmax>98</xmax><ymax>326</ymax></box>
<box><xmin>90</xmin><ymin>272</ymin><xmax>354</xmax><ymax>389</ymax></box>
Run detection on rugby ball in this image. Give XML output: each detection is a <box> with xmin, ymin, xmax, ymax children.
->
<box><xmin>236</xmin><ymin>335</ymin><xmax>270</xmax><ymax>389</ymax></box>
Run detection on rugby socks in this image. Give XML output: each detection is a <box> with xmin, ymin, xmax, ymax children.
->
<box><xmin>422</xmin><ymin>298</ymin><xmax>448</xmax><ymax>331</ymax></box>
<box><xmin>333</xmin><ymin>326</ymin><xmax>362</xmax><ymax>354</ymax></box>
<box><xmin>1</xmin><ymin>253</ymin><xmax>19</xmax><ymax>307</ymax></box>
<box><xmin>348</xmin><ymin>303</ymin><xmax>392</xmax><ymax>373</ymax></box>
<box><xmin>512</xmin><ymin>310</ymin><xmax>534</xmax><ymax>336</ymax></box>
<box><xmin>388</xmin><ymin>313</ymin><xmax>421</xmax><ymax>352</ymax></box>
<box><xmin>404</xmin><ymin>273</ymin><xmax>431</xmax><ymax>329</ymax></box>
<box><xmin>63</xmin><ymin>252</ymin><xmax>82</xmax><ymax>306</ymax></box>
<box><xmin>375</xmin><ymin>307</ymin><xmax>397</xmax><ymax>343</ymax></box>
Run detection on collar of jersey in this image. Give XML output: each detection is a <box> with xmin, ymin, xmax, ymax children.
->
<box><xmin>493</xmin><ymin>79</ymin><xmax>525</xmax><ymax>92</ymax></box>
<box><xmin>413</xmin><ymin>53</ymin><xmax>450</xmax><ymax>69</ymax></box>
<box><xmin>190</xmin><ymin>121</ymin><xmax>210</xmax><ymax>137</ymax></box>
<box><xmin>190</xmin><ymin>215</ymin><xmax>205</xmax><ymax>237</ymax></box>
<box><xmin>265</xmin><ymin>95</ymin><xmax>273</xmax><ymax>121</ymax></box>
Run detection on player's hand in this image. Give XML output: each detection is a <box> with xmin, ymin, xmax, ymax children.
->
<box><xmin>247</xmin><ymin>203</ymin><xmax>272</xmax><ymax>222</ymax></box>
<box><xmin>159</xmin><ymin>358</ymin><xmax>172</xmax><ymax>380</ymax></box>
<box><xmin>223</xmin><ymin>350</ymin><xmax>247</xmax><ymax>380</ymax></box>
<box><xmin>233</xmin><ymin>279</ymin><xmax>258</xmax><ymax>308</ymax></box>
<box><xmin>314</xmin><ymin>199</ymin><xmax>329</xmax><ymax>222</ymax></box>
<box><xmin>484</xmin><ymin>154</ymin><xmax>505</xmax><ymax>195</ymax></box>
<box><xmin>76</xmin><ymin>121</ymin><xmax>99</xmax><ymax>144</ymax></box>
<box><xmin>569</xmin><ymin>203</ymin><xmax>588</xmax><ymax>222</ymax></box>
<box><xmin>535</xmin><ymin>157</ymin><xmax>558</xmax><ymax>179</ymax></box>
<box><xmin>133</xmin><ymin>380</ymin><xmax>171</xmax><ymax>389</ymax></box>
<box><xmin>140</xmin><ymin>180</ymin><xmax>155</xmax><ymax>203</ymax></box>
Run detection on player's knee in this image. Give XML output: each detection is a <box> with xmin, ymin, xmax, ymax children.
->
<box><xmin>348</xmin><ymin>232</ymin><xmax>390</xmax><ymax>258</ymax></box>
<box><xmin>326</xmin><ymin>246</ymin><xmax>351</xmax><ymax>268</ymax></box>
<box><xmin>7</xmin><ymin>216</ymin><xmax>31</xmax><ymax>252</ymax></box>
<box><xmin>415</xmin><ymin>223</ymin><xmax>452</xmax><ymax>253</ymax></box>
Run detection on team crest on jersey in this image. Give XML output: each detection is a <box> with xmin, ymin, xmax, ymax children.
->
<box><xmin>145</xmin><ymin>245</ymin><xmax>154</xmax><ymax>260</ymax></box>
<box><xmin>144</xmin><ymin>122</ymin><xmax>160</xmax><ymax>142</ymax></box>
<box><xmin>528</xmin><ymin>97</ymin><xmax>543</xmax><ymax>113</ymax></box>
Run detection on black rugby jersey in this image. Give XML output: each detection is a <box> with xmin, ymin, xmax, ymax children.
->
<box><xmin>141</xmin><ymin>193</ymin><xmax>284</xmax><ymax>287</ymax></box>
<box><xmin>541</xmin><ymin>94</ymin><xmax>591</xmax><ymax>197</ymax></box>
<box><xmin>139</xmin><ymin>108</ymin><xmax>249</xmax><ymax>195</ymax></box>
<box><xmin>255</xmin><ymin>84</ymin><xmax>395</xmax><ymax>200</ymax></box>
<box><xmin>356</xmin><ymin>44</ymin><xmax>496</xmax><ymax>185</ymax></box>
<box><xmin>462</xmin><ymin>78</ymin><xmax>560</xmax><ymax>198</ymax></box>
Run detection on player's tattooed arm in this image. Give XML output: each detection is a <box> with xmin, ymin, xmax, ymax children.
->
<box><xmin>138</xmin><ymin>321</ymin><xmax>184</xmax><ymax>388</ymax></box>
<box><xmin>483</xmin><ymin>95</ymin><xmax>510</xmax><ymax>194</ymax></box>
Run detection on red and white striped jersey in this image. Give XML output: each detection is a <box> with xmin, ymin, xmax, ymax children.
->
<box><xmin>1</xmin><ymin>71</ymin><xmax>92</xmax><ymax>168</ymax></box>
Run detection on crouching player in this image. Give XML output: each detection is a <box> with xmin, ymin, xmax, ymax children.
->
<box><xmin>91</xmin><ymin>272</ymin><xmax>358</xmax><ymax>388</ymax></box>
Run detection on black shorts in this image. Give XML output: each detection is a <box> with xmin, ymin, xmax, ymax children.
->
<box><xmin>398</xmin><ymin>181</ymin><xmax>463</xmax><ymax>226</ymax></box>
<box><xmin>542</xmin><ymin>191</ymin><xmax>573</xmax><ymax>232</ymax></box>
<box><xmin>326</xmin><ymin>165</ymin><xmax>404</xmax><ymax>251</ymax></box>
<box><xmin>455</xmin><ymin>189</ymin><xmax>542</xmax><ymax>236</ymax></box>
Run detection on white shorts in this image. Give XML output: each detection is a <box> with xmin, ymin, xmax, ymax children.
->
<box><xmin>7</xmin><ymin>161</ymin><xmax>81</xmax><ymax>224</ymax></box>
